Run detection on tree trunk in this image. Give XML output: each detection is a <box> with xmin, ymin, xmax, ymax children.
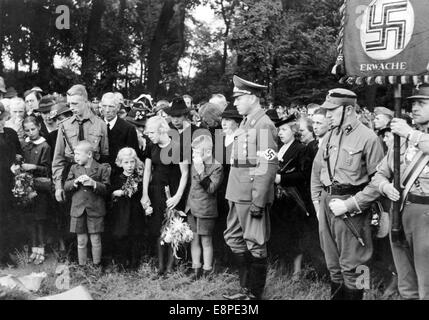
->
<box><xmin>146</xmin><ymin>0</ymin><xmax>175</xmax><ymax>98</ymax></box>
<box><xmin>0</xmin><ymin>0</ymin><xmax>4</xmax><ymax>73</ymax></box>
<box><xmin>81</xmin><ymin>0</ymin><xmax>106</xmax><ymax>89</ymax></box>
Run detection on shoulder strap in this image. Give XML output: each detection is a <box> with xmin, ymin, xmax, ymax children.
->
<box><xmin>400</xmin><ymin>150</ymin><xmax>429</xmax><ymax>210</ymax></box>
<box><xmin>60</xmin><ymin>124</ymin><xmax>74</xmax><ymax>155</ymax></box>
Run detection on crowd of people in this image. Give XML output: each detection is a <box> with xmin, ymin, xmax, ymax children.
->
<box><xmin>1</xmin><ymin>74</ymin><xmax>429</xmax><ymax>300</ymax></box>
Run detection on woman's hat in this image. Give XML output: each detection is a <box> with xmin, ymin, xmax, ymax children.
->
<box><xmin>165</xmin><ymin>97</ymin><xmax>190</xmax><ymax>117</ymax></box>
<box><xmin>221</xmin><ymin>104</ymin><xmax>242</xmax><ymax>121</ymax></box>
<box><xmin>275</xmin><ymin>113</ymin><xmax>297</xmax><ymax>127</ymax></box>
<box><xmin>266</xmin><ymin>109</ymin><xmax>280</xmax><ymax>124</ymax></box>
<box><xmin>34</xmin><ymin>95</ymin><xmax>55</xmax><ymax>113</ymax></box>
<box><xmin>125</xmin><ymin>108</ymin><xmax>149</xmax><ymax>127</ymax></box>
<box><xmin>0</xmin><ymin>102</ymin><xmax>10</xmax><ymax>120</ymax></box>
<box><xmin>4</xmin><ymin>87</ymin><xmax>18</xmax><ymax>99</ymax></box>
<box><xmin>48</xmin><ymin>102</ymin><xmax>73</xmax><ymax>120</ymax></box>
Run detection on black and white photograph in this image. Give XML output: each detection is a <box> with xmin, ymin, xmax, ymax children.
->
<box><xmin>0</xmin><ymin>0</ymin><xmax>429</xmax><ymax>308</ymax></box>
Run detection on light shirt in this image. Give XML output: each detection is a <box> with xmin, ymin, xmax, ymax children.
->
<box><xmin>105</xmin><ymin>116</ymin><xmax>118</xmax><ymax>130</ymax></box>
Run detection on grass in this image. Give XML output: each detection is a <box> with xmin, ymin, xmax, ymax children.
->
<box><xmin>0</xmin><ymin>252</ymin><xmax>400</xmax><ymax>300</ymax></box>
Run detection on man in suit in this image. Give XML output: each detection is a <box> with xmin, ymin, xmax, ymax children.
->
<box><xmin>100</xmin><ymin>92</ymin><xmax>139</xmax><ymax>176</ymax></box>
<box><xmin>223</xmin><ymin>75</ymin><xmax>278</xmax><ymax>300</ymax></box>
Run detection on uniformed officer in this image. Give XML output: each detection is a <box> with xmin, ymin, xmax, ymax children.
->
<box><xmin>369</xmin><ymin>83</ymin><xmax>429</xmax><ymax>300</ymax></box>
<box><xmin>52</xmin><ymin>84</ymin><xmax>109</xmax><ymax>203</ymax></box>
<box><xmin>223</xmin><ymin>75</ymin><xmax>278</xmax><ymax>300</ymax></box>
<box><xmin>311</xmin><ymin>88</ymin><xmax>384</xmax><ymax>300</ymax></box>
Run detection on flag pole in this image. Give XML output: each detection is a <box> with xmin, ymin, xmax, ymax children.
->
<box><xmin>391</xmin><ymin>83</ymin><xmax>403</xmax><ymax>244</ymax></box>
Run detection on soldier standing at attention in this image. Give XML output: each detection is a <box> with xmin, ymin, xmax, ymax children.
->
<box><xmin>223</xmin><ymin>75</ymin><xmax>278</xmax><ymax>300</ymax></box>
<box><xmin>311</xmin><ymin>88</ymin><xmax>384</xmax><ymax>300</ymax></box>
<box><xmin>370</xmin><ymin>84</ymin><xmax>429</xmax><ymax>300</ymax></box>
<box><xmin>52</xmin><ymin>84</ymin><xmax>109</xmax><ymax>203</ymax></box>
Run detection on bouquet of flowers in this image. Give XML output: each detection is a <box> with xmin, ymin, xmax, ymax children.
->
<box><xmin>119</xmin><ymin>171</ymin><xmax>142</xmax><ymax>199</ymax></box>
<box><xmin>160</xmin><ymin>186</ymin><xmax>193</xmax><ymax>258</ymax></box>
<box><xmin>11</xmin><ymin>156</ymin><xmax>37</xmax><ymax>206</ymax></box>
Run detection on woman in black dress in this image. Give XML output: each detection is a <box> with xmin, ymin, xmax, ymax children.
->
<box><xmin>270</xmin><ymin>115</ymin><xmax>310</xmax><ymax>280</ymax></box>
<box><xmin>0</xmin><ymin>103</ymin><xmax>22</xmax><ymax>265</ymax></box>
<box><xmin>141</xmin><ymin>116</ymin><xmax>189</xmax><ymax>275</ymax></box>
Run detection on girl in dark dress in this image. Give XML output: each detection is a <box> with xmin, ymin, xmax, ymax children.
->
<box><xmin>19</xmin><ymin>116</ymin><xmax>51</xmax><ymax>265</ymax></box>
<box><xmin>0</xmin><ymin>103</ymin><xmax>22</xmax><ymax>265</ymax></box>
<box><xmin>141</xmin><ymin>116</ymin><xmax>189</xmax><ymax>276</ymax></box>
<box><xmin>111</xmin><ymin>147</ymin><xmax>145</xmax><ymax>270</ymax></box>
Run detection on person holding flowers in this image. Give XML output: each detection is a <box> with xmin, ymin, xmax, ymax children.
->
<box><xmin>186</xmin><ymin>134</ymin><xmax>223</xmax><ymax>280</ymax></box>
<box><xmin>110</xmin><ymin>147</ymin><xmax>145</xmax><ymax>270</ymax></box>
<box><xmin>11</xmin><ymin>116</ymin><xmax>51</xmax><ymax>265</ymax></box>
<box><xmin>141</xmin><ymin>116</ymin><xmax>189</xmax><ymax>276</ymax></box>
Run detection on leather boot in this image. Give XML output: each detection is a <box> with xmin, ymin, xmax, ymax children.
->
<box><xmin>248</xmin><ymin>256</ymin><xmax>268</xmax><ymax>300</ymax></box>
<box><xmin>343</xmin><ymin>286</ymin><xmax>364</xmax><ymax>300</ymax></box>
<box><xmin>222</xmin><ymin>253</ymin><xmax>252</xmax><ymax>300</ymax></box>
<box><xmin>330</xmin><ymin>281</ymin><xmax>345</xmax><ymax>300</ymax></box>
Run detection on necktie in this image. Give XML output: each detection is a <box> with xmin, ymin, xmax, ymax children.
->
<box><xmin>78</xmin><ymin>119</ymin><xmax>88</xmax><ymax>141</ymax></box>
<box><xmin>107</xmin><ymin>123</ymin><xmax>111</xmax><ymax>132</ymax></box>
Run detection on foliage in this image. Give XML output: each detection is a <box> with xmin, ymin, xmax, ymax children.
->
<box><xmin>0</xmin><ymin>0</ymin><xmax>349</xmax><ymax>105</ymax></box>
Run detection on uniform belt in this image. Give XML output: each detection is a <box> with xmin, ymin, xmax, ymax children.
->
<box><xmin>407</xmin><ymin>194</ymin><xmax>429</xmax><ymax>205</ymax></box>
<box><xmin>323</xmin><ymin>184</ymin><xmax>365</xmax><ymax>196</ymax></box>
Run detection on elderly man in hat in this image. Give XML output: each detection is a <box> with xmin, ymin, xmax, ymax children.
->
<box><xmin>223</xmin><ymin>75</ymin><xmax>278</xmax><ymax>300</ymax></box>
<box><xmin>365</xmin><ymin>83</ymin><xmax>429</xmax><ymax>300</ymax></box>
<box><xmin>100</xmin><ymin>92</ymin><xmax>139</xmax><ymax>174</ymax></box>
<box><xmin>52</xmin><ymin>84</ymin><xmax>109</xmax><ymax>203</ymax></box>
<box><xmin>310</xmin><ymin>88</ymin><xmax>384</xmax><ymax>300</ymax></box>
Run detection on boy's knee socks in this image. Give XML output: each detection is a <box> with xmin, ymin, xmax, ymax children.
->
<box><xmin>90</xmin><ymin>234</ymin><xmax>102</xmax><ymax>265</ymax></box>
<box><xmin>77</xmin><ymin>234</ymin><xmax>88</xmax><ymax>266</ymax></box>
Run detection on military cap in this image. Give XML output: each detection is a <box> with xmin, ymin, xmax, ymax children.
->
<box><xmin>320</xmin><ymin>88</ymin><xmax>357</xmax><ymax>110</ymax></box>
<box><xmin>0</xmin><ymin>77</ymin><xmax>6</xmax><ymax>93</ymax></box>
<box><xmin>67</xmin><ymin>84</ymin><xmax>88</xmax><ymax>100</ymax></box>
<box><xmin>48</xmin><ymin>102</ymin><xmax>73</xmax><ymax>120</ymax></box>
<box><xmin>35</xmin><ymin>95</ymin><xmax>55</xmax><ymax>113</ymax></box>
<box><xmin>275</xmin><ymin>113</ymin><xmax>297</xmax><ymax>128</ymax></box>
<box><xmin>407</xmin><ymin>83</ymin><xmax>429</xmax><ymax>100</ymax></box>
<box><xmin>232</xmin><ymin>75</ymin><xmax>267</xmax><ymax>98</ymax></box>
<box><xmin>374</xmin><ymin>106</ymin><xmax>394</xmax><ymax>118</ymax></box>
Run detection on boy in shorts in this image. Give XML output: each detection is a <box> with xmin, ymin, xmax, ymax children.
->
<box><xmin>64</xmin><ymin>140</ymin><xmax>111</xmax><ymax>266</ymax></box>
<box><xmin>187</xmin><ymin>135</ymin><xmax>223</xmax><ymax>280</ymax></box>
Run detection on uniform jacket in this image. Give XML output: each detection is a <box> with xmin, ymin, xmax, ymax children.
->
<box><xmin>186</xmin><ymin>160</ymin><xmax>224</xmax><ymax>218</ymax></box>
<box><xmin>354</xmin><ymin>136</ymin><xmax>429</xmax><ymax>214</ymax></box>
<box><xmin>226</xmin><ymin>108</ymin><xmax>278</xmax><ymax>207</ymax></box>
<box><xmin>52</xmin><ymin>112</ymin><xmax>109</xmax><ymax>189</ymax></box>
<box><xmin>311</xmin><ymin>118</ymin><xmax>384</xmax><ymax>213</ymax></box>
<box><xmin>64</xmin><ymin>160</ymin><xmax>111</xmax><ymax>218</ymax></box>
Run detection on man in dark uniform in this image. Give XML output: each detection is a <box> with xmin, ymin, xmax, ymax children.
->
<box><xmin>311</xmin><ymin>88</ymin><xmax>384</xmax><ymax>300</ymax></box>
<box><xmin>223</xmin><ymin>75</ymin><xmax>278</xmax><ymax>300</ymax></box>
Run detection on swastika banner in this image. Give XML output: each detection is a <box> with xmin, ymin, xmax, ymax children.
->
<box><xmin>334</xmin><ymin>0</ymin><xmax>429</xmax><ymax>83</ymax></box>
